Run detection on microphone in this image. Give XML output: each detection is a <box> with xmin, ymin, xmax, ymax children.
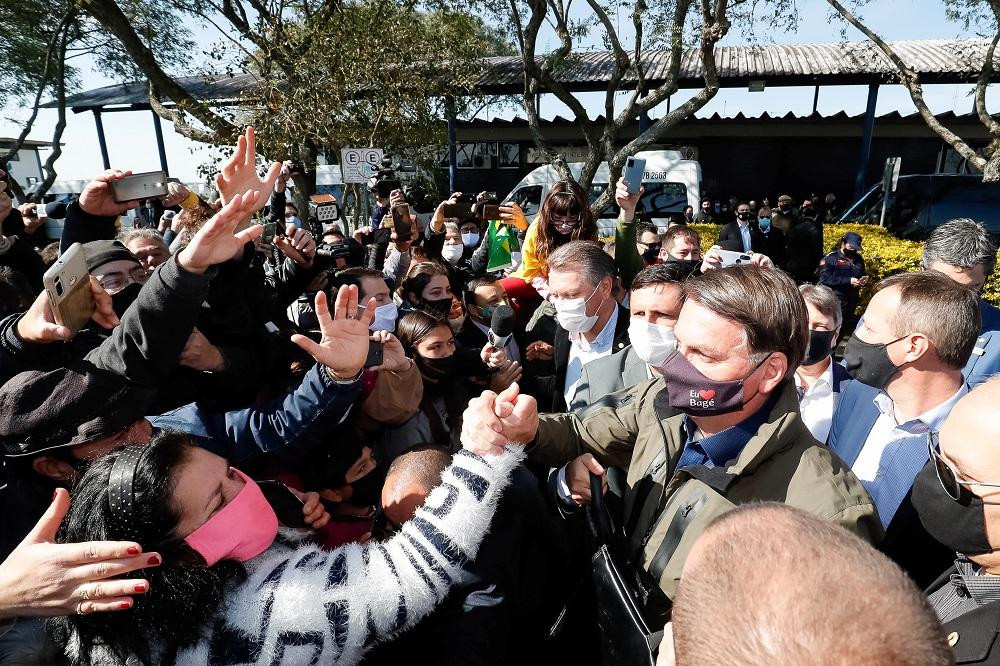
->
<box><xmin>487</xmin><ymin>305</ymin><xmax>515</xmax><ymax>351</ymax></box>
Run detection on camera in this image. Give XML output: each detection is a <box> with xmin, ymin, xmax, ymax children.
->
<box><xmin>314</xmin><ymin>239</ymin><xmax>364</xmax><ymax>271</ymax></box>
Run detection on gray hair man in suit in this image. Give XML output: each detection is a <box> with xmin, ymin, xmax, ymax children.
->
<box><xmin>569</xmin><ymin>261</ymin><xmax>696</xmax><ymax>413</ymax></box>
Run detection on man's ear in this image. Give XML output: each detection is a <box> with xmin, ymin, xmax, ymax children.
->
<box><xmin>32</xmin><ymin>455</ymin><xmax>77</xmax><ymax>482</ymax></box>
<box><xmin>902</xmin><ymin>333</ymin><xmax>932</xmax><ymax>364</ymax></box>
<box><xmin>760</xmin><ymin>353</ymin><xmax>789</xmax><ymax>394</ymax></box>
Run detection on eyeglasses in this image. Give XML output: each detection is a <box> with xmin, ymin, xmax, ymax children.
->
<box><xmin>98</xmin><ymin>266</ymin><xmax>150</xmax><ymax>294</ymax></box>
<box><xmin>927</xmin><ymin>431</ymin><xmax>1000</xmax><ymax>500</ymax></box>
<box><xmin>551</xmin><ymin>215</ymin><xmax>581</xmax><ymax>227</ymax></box>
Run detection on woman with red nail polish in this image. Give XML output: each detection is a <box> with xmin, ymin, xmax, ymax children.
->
<box><xmin>51</xmin><ymin>427</ymin><xmax>522</xmax><ymax>664</ymax></box>
<box><xmin>0</xmin><ymin>488</ymin><xmax>155</xmax><ymax>624</ymax></box>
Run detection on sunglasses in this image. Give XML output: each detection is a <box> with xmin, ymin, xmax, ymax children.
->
<box><xmin>927</xmin><ymin>431</ymin><xmax>1000</xmax><ymax>501</ymax></box>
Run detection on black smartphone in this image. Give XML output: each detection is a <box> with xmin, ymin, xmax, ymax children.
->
<box><xmin>257</xmin><ymin>480</ymin><xmax>307</xmax><ymax>528</ymax></box>
<box><xmin>391</xmin><ymin>205</ymin><xmax>413</xmax><ymax>242</ymax></box>
<box><xmin>455</xmin><ymin>193</ymin><xmax>476</xmax><ymax>204</ymax></box>
<box><xmin>365</xmin><ymin>339</ymin><xmax>384</xmax><ymax>368</ymax></box>
<box><xmin>442</xmin><ymin>203</ymin><xmax>472</xmax><ymax>220</ymax></box>
<box><xmin>481</xmin><ymin>204</ymin><xmax>501</xmax><ymax>221</ymax></box>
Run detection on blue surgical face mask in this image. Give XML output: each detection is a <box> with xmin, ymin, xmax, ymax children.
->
<box><xmin>758</xmin><ymin>217</ymin><xmax>771</xmax><ymax>233</ymax></box>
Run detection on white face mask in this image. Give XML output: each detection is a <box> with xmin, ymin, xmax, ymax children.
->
<box><xmin>627</xmin><ymin>318</ymin><xmax>676</xmax><ymax>369</ymax></box>
<box><xmin>441</xmin><ymin>243</ymin><xmax>464</xmax><ymax>265</ymax></box>
<box><xmin>553</xmin><ymin>284</ymin><xmax>604</xmax><ymax>333</ymax></box>
<box><xmin>448</xmin><ymin>313</ymin><xmax>466</xmax><ymax>333</ymax></box>
<box><xmin>370</xmin><ymin>302</ymin><xmax>398</xmax><ymax>333</ymax></box>
<box><xmin>462</xmin><ymin>232</ymin><xmax>480</xmax><ymax>248</ymax></box>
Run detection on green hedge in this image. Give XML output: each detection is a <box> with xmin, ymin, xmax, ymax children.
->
<box><xmin>687</xmin><ymin>222</ymin><xmax>1000</xmax><ymax>308</ymax></box>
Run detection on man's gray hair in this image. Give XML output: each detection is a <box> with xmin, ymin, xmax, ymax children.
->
<box><xmin>799</xmin><ymin>283</ymin><xmax>843</xmax><ymax>329</ymax></box>
<box><xmin>922</xmin><ymin>218</ymin><xmax>997</xmax><ymax>276</ymax></box>
<box><xmin>547</xmin><ymin>240</ymin><xmax>617</xmax><ymax>289</ymax></box>
<box><xmin>118</xmin><ymin>228</ymin><xmax>168</xmax><ymax>249</ymax></box>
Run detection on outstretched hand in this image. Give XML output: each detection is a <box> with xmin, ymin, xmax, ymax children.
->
<box><xmin>17</xmin><ymin>276</ymin><xmax>118</xmax><ymax>342</ymax></box>
<box><xmin>178</xmin><ymin>190</ymin><xmax>263</xmax><ymax>274</ymax></box>
<box><xmin>0</xmin><ymin>488</ymin><xmax>159</xmax><ymax>619</ymax></box>
<box><xmin>214</xmin><ymin>127</ymin><xmax>281</xmax><ymax>215</ymax></box>
<box><xmin>291</xmin><ymin>285</ymin><xmax>377</xmax><ymax>380</ymax></box>
<box><xmin>77</xmin><ymin>169</ymin><xmax>141</xmax><ymax>217</ymax></box>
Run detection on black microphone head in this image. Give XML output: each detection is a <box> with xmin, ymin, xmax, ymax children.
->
<box><xmin>490</xmin><ymin>304</ymin><xmax>516</xmax><ymax>337</ymax></box>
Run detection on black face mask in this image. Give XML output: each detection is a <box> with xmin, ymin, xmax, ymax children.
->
<box><xmin>911</xmin><ymin>463</ymin><xmax>993</xmax><ymax>555</ymax></box>
<box><xmin>641</xmin><ymin>243</ymin><xmax>661</xmax><ymax>264</ymax></box>
<box><xmin>110</xmin><ymin>282</ymin><xmax>143</xmax><ymax>319</ymax></box>
<box><xmin>416</xmin><ymin>296</ymin><xmax>452</xmax><ymax>320</ymax></box>
<box><xmin>417</xmin><ymin>353</ymin><xmax>458</xmax><ymax>381</ymax></box>
<box><xmin>843</xmin><ymin>335</ymin><xmax>905</xmax><ymax>389</ymax></box>
<box><xmin>736</xmin><ymin>212</ymin><xmax>752</xmax><ymax>222</ymax></box>
<box><xmin>346</xmin><ymin>468</ymin><xmax>384</xmax><ymax>507</ymax></box>
<box><xmin>802</xmin><ymin>329</ymin><xmax>837</xmax><ymax>367</ymax></box>
<box><xmin>779</xmin><ymin>205</ymin><xmax>791</xmax><ymax>213</ymax></box>
<box><xmin>666</xmin><ymin>257</ymin><xmax>701</xmax><ymax>272</ymax></box>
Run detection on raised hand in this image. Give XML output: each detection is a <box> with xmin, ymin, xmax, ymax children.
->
<box><xmin>371</xmin><ymin>330</ymin><xmax>412</xmax><ymax>373</ymax></box>
<box><xmin>213</xmin><ymin>127</ymin><xmax>281</xmax><ymax>214</ymax></box>
<box><xmin>480</xmin><ymin>342</ymin><xmax>509</xmax><ymax>369</ymax></box>
<box><xmin>0</xmin><ymin>488</ymin><xmax>159</xmax><ymax>619</ymax></box>
<box><xmin>274</xmin><ymin>225</ymin><xmax>316</xmax><ymax>267</ymax></box>
<box><xmin>614</xmin><ymin>176</ymin><xmax>645</xmax><ymax>223</ymax></box>
<box><xmin>291</xmin><ymin>285</ymin><xmax>378</xmax><ymax>380</ymax></box>
<box><xmin>17</xmin><ymin>276</ymin><xmax>118</xmax><ymax>342</ymax></box>
<box><xmin>177</xmin><ymin>190</ymin><xmax>263</xmax><ymax>274</ymax></box>
<box><xmin>499</xmin><ymin>201</ymin><xmax>529</xmax><ymax>231</ymax></box>
<box><xmin>78</xmin><ymin>169</ymin><xmax>141</xmax><ymax>217</ymax></box>
<box><xmin>289</xmin><ymin>488</ymin><xmax>330</xmax><ymax>530</ymax></box>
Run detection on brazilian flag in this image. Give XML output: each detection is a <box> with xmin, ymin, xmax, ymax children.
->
<box><xmin>487</xmin><ymin>218</ymin><xmax>520</xmax><ymax>272</ymax></box>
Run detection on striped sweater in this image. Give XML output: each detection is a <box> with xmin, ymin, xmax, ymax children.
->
<box><xmin>169</xmin><ymin>446</ymin><xmax>525</xmax><ymax>665</ymax></box>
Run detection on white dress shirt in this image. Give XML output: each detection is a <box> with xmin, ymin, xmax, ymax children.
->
<box><xmin>564</xmin><ymin>307</ymin><xmax>619</xmax><ymax>409</ymax></box>
<box><xmin>738</xmin><ymin>221</ymin><xmax>752</xmax><ymax>252</ymax></box>
<box><xmin>794</xmin><ymin>359</ymin><xmax>837</xmax><ymax>442</ymax></box>
<box><xmin>852</xmin><ymin>385</ymin><xmax>968</xmax><ymax>528</ymax></box>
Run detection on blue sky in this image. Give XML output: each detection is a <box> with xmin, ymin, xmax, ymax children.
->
<box><xmin>1</xmin><ymin>0</ymin><xmax>995</xmax><ymax>184</ymax></box>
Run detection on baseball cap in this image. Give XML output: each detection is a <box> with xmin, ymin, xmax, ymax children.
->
<box><xmin>843</xmin><ymin>232</ymin><xmax>863</xmax><ymax>251</ymax></box>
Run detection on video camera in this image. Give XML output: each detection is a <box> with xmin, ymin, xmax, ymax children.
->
<box><xmin>314</xmin><ymin>238</ymin><xmax>365</xmax><ymax>271</ymax></box>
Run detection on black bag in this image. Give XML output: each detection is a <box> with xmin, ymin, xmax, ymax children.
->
<box><xmin>586</xmin><ymin>472</ymin><xmax>664</xmax><ymax>665</ymax></box>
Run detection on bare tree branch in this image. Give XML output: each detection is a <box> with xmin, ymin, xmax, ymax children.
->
<box><xmin>1</xmin><ymin>7</ymin><xmax>77</xmax><ymax>170</ymax></box>
<box><xmin>825</xmin><ymin>0</ymin><xmax>988</xmax><ymax>173</ymax></box>
<box><xmin>35</xmin><ymin>19</ymin><xmax>73</xmax><ymax>200</ymax></box>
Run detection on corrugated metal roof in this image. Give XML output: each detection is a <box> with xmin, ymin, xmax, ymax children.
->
<box><xmin>458</xmin><ymin>109</ymin><xmax>993</xmax><ymax>126</ymax></box>
<box><xmin>52</xmin><ymin>38</ymin><xmax>1000</xmax><ymax>110</ymax></box>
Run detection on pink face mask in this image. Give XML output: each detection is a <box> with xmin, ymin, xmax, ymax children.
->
<box><xmin>184</xmin><ymin>468</ymin><xmax>278</xmax><ymax>566</ymax></box>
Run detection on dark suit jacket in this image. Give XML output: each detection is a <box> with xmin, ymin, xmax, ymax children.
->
<box><xmin>927</xmin><ymin>567</ymin><xmax>1000</xmax><ymax>664</ymax></box>
<box><xmin>828</xmin><ymin>380</ymin><xmax>955</xmax><ymax>587</ymax></box>
<box><xmin>535</xmin><ymin>304</ymin><xmax>631</xmax><ymax>413</ymax></box>
<box><xmin>717</xmin><ymin>221</ymin><xmax>787</xmax><ymax>263</ymax></box>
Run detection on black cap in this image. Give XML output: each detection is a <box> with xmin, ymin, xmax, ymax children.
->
<box><xmin>0</xmin><ymin>366</ymin><xmax>154</xmax><ymax>458</ymax></box>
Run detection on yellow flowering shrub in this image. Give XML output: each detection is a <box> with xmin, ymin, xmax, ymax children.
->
<box><xmin>688</xmin><ymin>222</ymin><xmax>1000</xmax><ymax>308</ymax></box>
<box><xmin>604</xmin><ymin>222</ymin><xmax>1000</xmax><ymax>308</ymax></box>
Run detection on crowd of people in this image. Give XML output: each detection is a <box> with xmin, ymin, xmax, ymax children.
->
<box><xmin>0</xmin><ymin>125</ymin><xmax>998</xmax><ymax>664</ymax></box>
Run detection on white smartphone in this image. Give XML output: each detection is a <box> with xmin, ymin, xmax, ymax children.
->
<box><xmin>43</xmin><ymin>243</ymin><xmax>94</xmax><ymax>336</ymax></box>
<box><xmin>715</xmin><ymin>250</ymin><xmax>753</xmax><ymax>268</ymax></box>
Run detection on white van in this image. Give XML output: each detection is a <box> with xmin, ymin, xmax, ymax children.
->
<box><xmin>502</xmin><ymin>150</ymin><xmax>701</xmax><ymax>235</ymax></box>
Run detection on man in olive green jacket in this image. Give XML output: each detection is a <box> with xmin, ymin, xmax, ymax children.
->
<box><xmin>462</xmin><ymin>264</ymin><xmax>881</xmax><ymax>606</ymax></box>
